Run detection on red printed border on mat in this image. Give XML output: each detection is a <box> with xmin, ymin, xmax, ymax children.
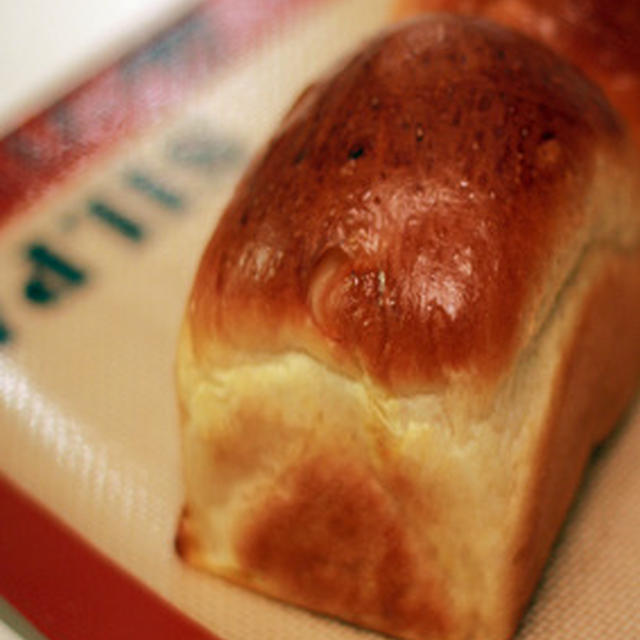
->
<box><xmin>0</xmin><ymin>474</ymin><xmax>219</xmax><ymax>640</ymax></box>
<box><xmin>0</xmin><ymin>0</ymin><xmax>319</xmax><ymax>228</ymax></box>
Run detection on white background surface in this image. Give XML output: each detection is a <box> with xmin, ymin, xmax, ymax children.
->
<box><xmin>0</xmin><ymin>0</ymin><xmax>197</xmax><ymax>136</ymax></box>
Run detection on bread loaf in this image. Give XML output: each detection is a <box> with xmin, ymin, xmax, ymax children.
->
<box><xmin>175</xmin><ymin>14</ymin><xmax>640</xmax><ymax>640</ymax></box>
<box><xmin>395</xmin><ymin>0</ymin><xmax>640</xmax><ymax>147</ymax></box>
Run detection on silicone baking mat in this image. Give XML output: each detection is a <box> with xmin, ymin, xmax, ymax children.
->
<box><xmin>1</xmin><ymin>1</ymin><xmax>638</xmax><ymax>638</ymax></box>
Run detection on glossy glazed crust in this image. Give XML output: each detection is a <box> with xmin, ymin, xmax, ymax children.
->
<box><xmin>187</xmin><ymin>14</ymin><xmax>623</xmax><ymax>393</ymax></box>
<box><xmin>395</xmin><ymin>0</ymin><xmax>640</xmax><ymax>146</ymax></box>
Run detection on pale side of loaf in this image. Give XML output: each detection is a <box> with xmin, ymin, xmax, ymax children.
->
<box><xmin>395</xmin><ymin>0</ymin><xmax>640</xmax><ymax>147</ymax></box>
<box><xmin>175</xmin><ymin>15</ymin><xmax>640</xmax><ymax>640</ymax></box>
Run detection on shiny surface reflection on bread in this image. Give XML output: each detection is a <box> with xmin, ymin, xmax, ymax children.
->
<box><xmin>176</xmin><ymin>14</ymin><xmax>640</xmax><ymax>640</ymax></box>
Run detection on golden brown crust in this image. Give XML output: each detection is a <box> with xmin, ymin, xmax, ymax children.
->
<box><xmin>176</xmin><ymin>14</ymin><xmax>640</xmax><ymax>640</ymax></box>
<box><xmin>395</xmin><ymin>0</ymin><xmax>640</xmax><ymax>147</ymax></box>
<box><xmin>235</xmin><ymin>454</ymin><xmax>451</xmax><ymax>638</ymax></box>
<box><xmin>188</xmin><ymin>14</ymin><xmax>624</xmax><ymax>393</ymax></box>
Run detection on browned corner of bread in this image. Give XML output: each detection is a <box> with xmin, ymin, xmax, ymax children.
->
<box><xmin>175</xmin><ymin>13</ymin><xmax>640</xmax><ymax>640</ymax></box>
<box><xmin>174</xmin><ymin>506</ymin><xmax>196</xmax><ymax>561</ymax></box>
<box><xmin>235</xmin><ymin>453</ymin><xmax>451</xmax><ymax>638</ymax></box>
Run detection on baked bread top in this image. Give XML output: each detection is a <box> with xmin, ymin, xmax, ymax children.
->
<box><xmin>187</xmin><ymin>14</ymin><xmax>636</xmax><ymax>397</ymax></box>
